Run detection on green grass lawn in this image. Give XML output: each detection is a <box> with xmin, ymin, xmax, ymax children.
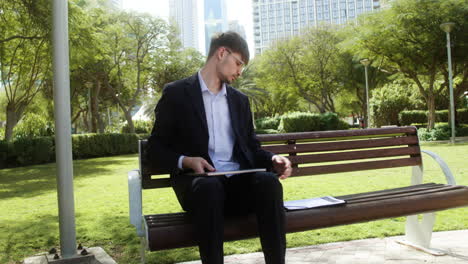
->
<box><xmin>1</xmin><ymin>143</ymin><xmax>467</xmax><ymax>263</ymax></box>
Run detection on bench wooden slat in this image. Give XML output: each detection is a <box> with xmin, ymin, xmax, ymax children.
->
<box><xmin>261</xmin><ymin>136</ymin><xmax>419</xmax><ymax>154</ymax></box>
<box><xmin>345</xmin><ymin>185</ymin><xmax>467</xmax><ymax>204</ymax></box>
<box><xmin>144</xmin><ymin>184</ymin><xmax>468</xmax><ymax>250</ymax></box>
<box><xmin>291</xmin><ymin>157</ymin><xmax>421</xmax><ymax>177</ymax></box>
<box><xmin>142</xmin><ymin>177</ymin><xmax>171</xmax><ymax>189</ymax></box>
<box><xmin>257</xmin><ymin>126</ymin><xmax>417</xmax><ymax>143</ymax></box>
<box><xmin>287</xmin><ymin>146</ymin><xmax>421</xmax><ymax>165</ymax></box>
<box><xmin>143</xmin><ymin>154</ymin><xmax>422</xmax><ymax>188</ymax></box>
<box><xmin>337</xmin><ymin>182</ymin><xmax>439</xmax><ymax>199</ymax></box>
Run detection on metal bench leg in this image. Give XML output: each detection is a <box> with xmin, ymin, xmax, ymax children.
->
<box><xmin>140</xmin><ymin>236</ymin><xmax>146</xmax><ymax>264</ymax></box>
<box><xmin>396</xmin><ymin>165</ymin><xmax>444</xmax><ymax>255</ymax></box>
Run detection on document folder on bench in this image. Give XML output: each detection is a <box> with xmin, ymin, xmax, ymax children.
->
<box><xmin>284</xmin><ymin>196</ymin><xmax>346</xmax><ymax>211</ymax></box>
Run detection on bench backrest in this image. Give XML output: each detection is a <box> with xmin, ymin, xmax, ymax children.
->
<box><xmin>140</xmin><ymin>126</ymin><xmax>421</xmax><ymax>189</ymax></box>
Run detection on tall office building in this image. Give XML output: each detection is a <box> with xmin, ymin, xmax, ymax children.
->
<box><xmin>169</xmin><ymin>0</ymin><xmax>200</xmax><ymax>51</ymax></box>
<box><xmin>204</xmin><ymin>0</ymin><xmax>228</xmax><ymax>55</ymax></box>
<box><xmin>253</xmin><ymin>0</ymin><xmax>380</xmax><ymax>54</ymax></box>
<box><xmin>228</xmin><ymin>20</ymin><xmax>247</xmax><ymax>41</ymax></box>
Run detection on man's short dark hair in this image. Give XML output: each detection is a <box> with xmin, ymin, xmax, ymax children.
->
<box><xmin>207</xmin><ymin>31</ymin><xmax>250</xmax><ymax>65</ymax></box>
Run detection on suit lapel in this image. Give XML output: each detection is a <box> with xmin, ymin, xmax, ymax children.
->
<box><xmin>185</xmin><ymin>74</ymin><xmax>209</xmax><ymax>134</ymax></box>
<box><xmin>226</xmin><ymin>86</ymin><xmax>241</xmax><ymax>140</ymax></box>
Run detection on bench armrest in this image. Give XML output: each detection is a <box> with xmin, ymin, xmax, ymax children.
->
<box><xmin>128</xmin><ymin>169</ymin><xmax>144</xmax><ymax>236</ymax></box>
<box><xmin>421</xmin><ymin>150</ymin><xmax>456</xmax><ymax>185</ymax></box>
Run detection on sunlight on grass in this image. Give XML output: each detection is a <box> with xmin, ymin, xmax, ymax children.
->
<box><xmin>0</xmin><ymin>144</ymin><xmax>467</xmax><ymax>263</ymax></box>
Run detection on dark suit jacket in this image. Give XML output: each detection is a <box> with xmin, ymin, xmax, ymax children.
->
<box><xmin>146</xmin><ymin>73</ymin><xmax>274</xmax><ymax>176</ymax></box>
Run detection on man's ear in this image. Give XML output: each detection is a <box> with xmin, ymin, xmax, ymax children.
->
<box><xmin>216</xmin><ymin>47</ymin><xmax>226</xmax><ymax>60</ymax></box>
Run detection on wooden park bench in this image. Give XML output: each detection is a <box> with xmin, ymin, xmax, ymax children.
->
<box><xmin>128</xmin><ymin>126</ymin><xmax>468</xmax><ymax>262</ymax></box>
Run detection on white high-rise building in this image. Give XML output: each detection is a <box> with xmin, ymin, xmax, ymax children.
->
<box><xmin>169</xmin><ymin>0</ymin><xmax>200</xmax><ymax>51</ymax></box>
<box><xmin>253</xmin><ymin>0</ymin><xmax>380</xmax><ymax>54</ymax></box>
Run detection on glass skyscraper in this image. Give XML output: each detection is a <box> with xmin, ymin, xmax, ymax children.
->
<box><xmin>204</xmin><ymin>0</ymin><xmax>228</xmax><ymax>55</ymax></box>
<box><xmin>253</xmin><ymin>0</ymin><xmax>380</xmax><ymax>54</ymax></box>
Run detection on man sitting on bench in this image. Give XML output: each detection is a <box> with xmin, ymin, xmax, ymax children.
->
<box><xmin>146</xmin><ymin>31</ymin><xmax>292</xmax><ymax>264</ymax></box>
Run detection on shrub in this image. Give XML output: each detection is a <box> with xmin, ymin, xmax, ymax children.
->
<box><xmin>370</xmin><ymin>81</ymin><xmax>419</xmax><ymax>127</ymax></box>
<box><xmin>437</xmin><ymin>109</ymin><xmax>468</xmax><ymax>124</ymax></box>
<box><xmin>320</xmin><ymin>112</ymin><xmax>349</xmax><ymax>131</ymax></box>
<box><xmin>400</xmin><ymin>109</ymin><xmax>468</xmax><ymax>126</ymax></box>
<box><xmin>121</xmin><ymin>120</ymin><xmax>153</xmax><ymax>134</ymax></box>
<box><xmin>255</xmin><ymin>129</ymin><xmax>278</xmax><ymax>134</ymax></box>
<box><xmin>457</xmin><ymin>124</ymin><xmax>468</xmax><ymax>137</ymax></box>
<box><xmin>435</xmin><ymin>110</ymin><xmax>449</xmax><ymax>122</ymax></box>
<box><xmin>72</xmin><ymin>133</ymin><xmax>139</xmax><ymax>159</ymax></box>
<box><xmin>13</xmin><ymin>113</ymin><xmax>54</xmax><ymax>139</ymax></box>
<box><xmin>277</xmin><ymin>112</ymin><xmax>348</xmax><ymax>133</ymax></box>
<box><xmin>0</xmin><ymin>140</ymin><xmax>11</xmax><ymax>168</ymax></box>
<box><xmin>255</xmin><ymin>116</ymin><xmax>281</xmax><ymax>130</ymax></box>
<box><xmin>416</xmin><ymin>123</ymin><xmax>468</xmax><ymax>141</ymax></box>
<box><xmin>1</xmin><ymin>133</ymin><xmax>141</xmax><ymax>168</ymax></box>
<box><xmin>459</xmin><ymin>109</ymin><xmax>468</xmax><ymax>124</ymax></box>
<box><xmin>417</xmin><ymin>128</ymin><xmax>432</xmax><ymax>141</ymax></box>
<box><xmin>4</xmin><ymin>137</ymin><xmax>55</xmax><ymax>167</ymax></box>
<box><xmin>399</xmin><ymin>110</ymin><xmax>427</xmax><ymax>126</ymax></box>
<box><xmin>278</xmin><ymin>112</ymin><xmax>322</xmax><ymax>133</ymax></box>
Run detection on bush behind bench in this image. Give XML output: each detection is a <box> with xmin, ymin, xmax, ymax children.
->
<box><xmin>255</xmin><ymin>112</ymin><xmax>349</xmax><ymax>133</ymax></box>
<box><xmin>399</xmin><ymin>109</ymin><xmax>468</xmax><ymax>126</ymax></box>
<box><xmin>0</xmin><ymin>133</ymin><xmax>146</xmax><ymax>169</ymax></box>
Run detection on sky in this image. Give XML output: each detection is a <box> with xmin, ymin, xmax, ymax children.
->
<box><xmin>122</xmin><ymin>0</ymin><xmax>255</xmax><ymax>57</ymax></box>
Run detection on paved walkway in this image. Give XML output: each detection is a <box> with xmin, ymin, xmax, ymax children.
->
<box><xmin>179</xmin><ymin>230</ymin><xmax>468</xmax><ymax>264</ymax></box>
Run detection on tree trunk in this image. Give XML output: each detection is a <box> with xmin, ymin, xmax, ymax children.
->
<box><xmin>123</xmin><ymin>109</ymin><xmax>135</xmax><ymax>133</ymax></box>
<box><xmin>91</xmin><ymin>79</ymin><xmax>102</xmax><ymax>133</ymax></box>
<box><xmin>427</xmin><ymin>95</ymin><xmax>436</xmax><ymax>130</ymax></box>
<box><xmin>5</xmin><ymin>102</ymin><xmax>25</xmax><ymax>141</ymax></box>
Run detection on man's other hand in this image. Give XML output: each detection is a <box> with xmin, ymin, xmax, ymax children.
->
<box><xmin>182</xmin><ymin>157</ymin><xmax>216</xmax><ymax>174</ymax></box>
<box><xmin>272</xmin><ymin>155</ymin><xmax>292</xmax><ymax>180</ymax></box>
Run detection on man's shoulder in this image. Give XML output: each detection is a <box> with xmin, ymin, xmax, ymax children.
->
<box><xmin>227</xmin><ymin>85</ymin><xmax>248</xmax><ymax>101</ymax></box>
<box><xmin>162</xmin><ymin>74</ymin><xmax>197</xmax><ymax>94</ymax></box>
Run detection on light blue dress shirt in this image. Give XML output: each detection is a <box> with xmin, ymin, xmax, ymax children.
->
<box><xmin>177</xmin><ymin>72</ymin><xmax>240</xmax><ymax>174</ymax></box>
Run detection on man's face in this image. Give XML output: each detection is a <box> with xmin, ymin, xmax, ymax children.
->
<box><xmin>217</xmin><ymin>47</ymin><xmax>245</xmax><ymax>84</ymax></box>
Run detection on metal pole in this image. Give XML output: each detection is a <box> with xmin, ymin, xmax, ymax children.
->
<box><xmin>364</xmin><ymin>65</ymin><xmax>370</xmax><ymax>128</ymax></box>
<box><xmin>446</xmin><ymin>31</ymin><xmax>456</xmax><ymax>143</ymax></box>
<box><xmin>52</xmin><ymin>0</ymin><xmax>77</xmax><ymax>258</ymax></box>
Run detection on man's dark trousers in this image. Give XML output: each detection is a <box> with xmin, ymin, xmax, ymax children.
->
<box><xmin>171</xmin><ymin>171</ymin><xmax>286</xmax><ymax>264</ymax></box>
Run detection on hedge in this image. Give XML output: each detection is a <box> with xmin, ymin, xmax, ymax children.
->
<box><xmin>399</xmin><ymin>109</ymin><xmax>468</xmax><ymax>126</ymax></box>
<box><xmin>0</xmin><ymin>133</ymin><xmax>144</xmax><ymax>169</ymax></box>
<box><xmin>255</xmin><ymin>116</ymin><xmax>282</xmax><ymax>130</ymax></box>
<box><xmin>418</xmin><ymin>123</ymin><xmax>468</xmax><ymax>141</ymax></box>
<box><xmin>278</xmin><ymin>112</ymin><xmax>349</xmax><ymax>133</ymax></box>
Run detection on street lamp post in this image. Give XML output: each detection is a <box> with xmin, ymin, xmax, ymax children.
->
<box><xmin>360</xmin><ymin>58</ymin><xmax>371</xmax><ymax>128</ymax></box>
<box><xmin>440</xmin><ymin>22</ymin><xmax>456</xmax><ymax>144</ymax></box>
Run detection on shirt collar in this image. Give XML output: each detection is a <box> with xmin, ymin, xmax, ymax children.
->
<box><xmin>198</xmin><ymin>71</ymin><xmax>227</xmax><ymax>96</ymax></box>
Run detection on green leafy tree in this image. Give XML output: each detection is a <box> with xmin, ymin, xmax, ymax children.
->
<box><xmin>151</xmin><ymin>22</ymin><xmax>205</xmax><ymax>93</ymax></box>
<box><xmin>369</xmin><ymin>79</ymin><xmax>422</xmax><ymax>127</ymax></box>
<box><xmin>256</xmin><ymin>26</ymin><xmax>344</xmax><ymax>114</ymax></box>
<box><xmin>143</xmin><ymin>23</ymin><xmax>205</xmax><ymax>119</ymax></box>
<box><xmin>353</xmin><ymin>0</ymin><xmax>468</xmax><ymax>129</ymax></box>
<box><xmin>101</xmin><ymin>11</ymin><xmax>169</xmax><ymax>133</ymax></box>
<box><xmin>253</xmin><ymin>54</ymin><xmax>303</xmax><ymax>118</ymax></box>
<box><xmin>0</xmin><ymin>0</ymin><xmax>51</xmax><ymax>141</ymax></box>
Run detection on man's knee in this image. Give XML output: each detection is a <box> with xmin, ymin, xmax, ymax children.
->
<box><xmin>253</xmin><ymin>172</ymin><xmax>282</xmax><ymax>194</ymax></box>
<box><xmin>192</xmin><ymin>176</ymin><xmax>225</xmax><ymax>201</ymax></box>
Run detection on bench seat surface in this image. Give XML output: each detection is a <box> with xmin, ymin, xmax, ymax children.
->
<box><xmin>144</xmin><ymin>183</ymin><xmax>468</xmax><ymax>251</ymax></box>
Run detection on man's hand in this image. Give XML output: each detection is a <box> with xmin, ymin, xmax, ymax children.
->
<box><xmin>272</xmin><ymin>155</ymin><xmax>292</xmax><ymax>180</ymax></box>
<box><xmin>182</xmin><ymin>157</ymin><xmax>215</xmax><ymax>174</ymax></box>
